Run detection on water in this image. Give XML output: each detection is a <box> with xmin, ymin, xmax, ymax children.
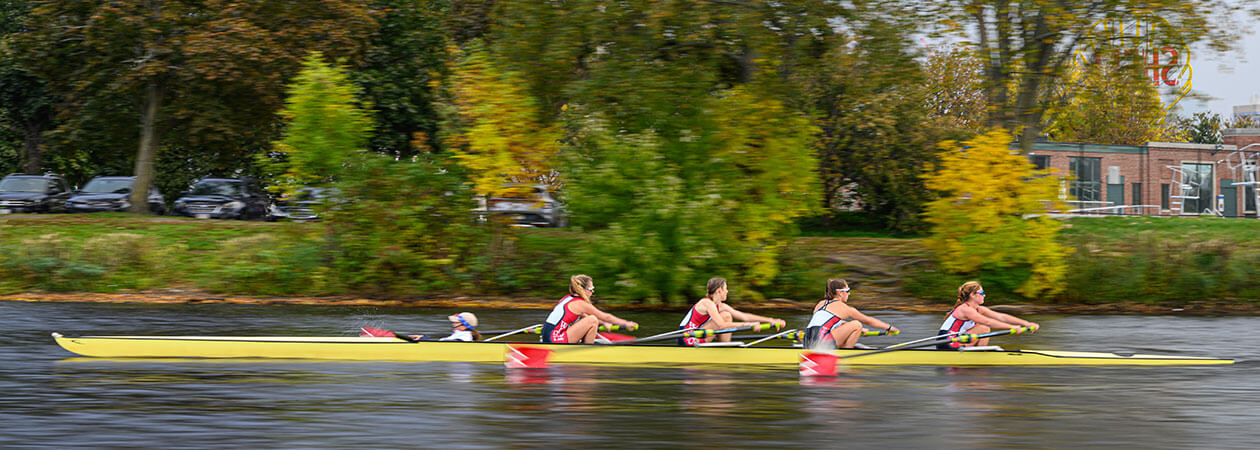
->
<box><xmin>3</xmin><ymin>301</ymin><xmax>1258</xmax><ymax>448</ymax></box>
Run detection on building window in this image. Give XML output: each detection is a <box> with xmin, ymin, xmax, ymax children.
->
<box><xmin>1069</xmin><ymin>157</ymin><xmax>1102</xmax><ymax>202</ymax></box>
<box><xmin>1246</xmin><ymin>185</ymin><xmax>1256</xmax><ymax>213</ymax></box>
<box><xmin>1131</xmin><ymin>183</ymin><xmax>1142</xmax><ymax>207</ymax></box>
<box><xmin>1030</xmin><ymin>155</ymin><xmax>1050</xmax><ymax>171</ymax></box>
<box><xmin>1161</xmin><ymin>184</ymin><xmax>1169</xmax><ymax>209</ymax></box>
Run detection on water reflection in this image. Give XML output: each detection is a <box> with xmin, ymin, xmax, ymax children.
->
<box><xmin>7</xmin><ymin>301</ymin><xmax>1260</xmax><ymax>447</ymax></box>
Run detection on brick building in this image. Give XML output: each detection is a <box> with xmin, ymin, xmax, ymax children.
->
<box><xmin>1029</xmin><ymin>140</ymin><xmax>1260</xmax><ymax>217</ymax></box>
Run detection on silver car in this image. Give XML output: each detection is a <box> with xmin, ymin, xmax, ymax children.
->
<box><xmin>485</xmin><ymin>185</ymin><xmax>567</xmax><ymax>227</ymax></box>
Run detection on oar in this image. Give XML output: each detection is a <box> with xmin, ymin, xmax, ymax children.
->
<box><xmin>742</xmin><ymin>329</ymin><xmax>900</xmax><ymax>342</ymax></box>
<box><xmin>505</xmin><ymin>327</ymin><xmax>702</xmax><ymax>369</ymax></box>
<box><xmin>679</xmin><ymin>323</ymin><xmax>779</xmax><ymax>340</ymax></box>
<box><xmin>838</xmin><ymin>326</ymin><xmax>1037</xmax><ymax>361</ymax></box>
<box><xmin>484</xmin><ymin>324</ymin><xmax>545</xmax><ymax>342</ymax></box>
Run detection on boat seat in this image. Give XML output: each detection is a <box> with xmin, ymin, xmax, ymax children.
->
<box><xmin>958</xmin><ymin>345</ymin><xmax>1004</xmax><ymax>352</ymax></box>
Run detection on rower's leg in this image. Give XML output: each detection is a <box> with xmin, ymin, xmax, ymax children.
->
<box><xmin>967</xmin><ymin>325</ymin><xmax>991</xmax><ymax>347</ymax></box>
<box><xmin>568</xmin><ymin>315</ymin><xmax>599</xmax><ymax>343</ymax></box>
<box><xmin>833</xmin><ymin>321</ymin><xmax>863</xmax><ymax>348</ymax></box>
<box><xmin>715</xmin><ymin>311</ymin><xmax>734</xmax><ymax>342</ymax></box>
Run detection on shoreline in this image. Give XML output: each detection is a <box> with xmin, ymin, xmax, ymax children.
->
<box><xmin>4</xmin><ymin>289</ymin><xmax>1256</xmax><ymax>315</ymax></box>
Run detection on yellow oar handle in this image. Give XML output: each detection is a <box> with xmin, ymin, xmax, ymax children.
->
<box><xmin>785</xmin><ymin>330</ymin><xmax>805</xmax><ymax>340</ymax></box>
<box><xmin>524</xmin><ymin>326</ymin><xmax>542</xmax><ymax>334</ymax></box>
<box><xmin>862</xmin><ymin>329</ymin><xmax>900</xmax><ymax>337</ymax></box>
<box><xmin>598</xmin><ymin>324</ymin><xmax>639</xmax><ymax>332</ymax></box>
<box><xmin>950</xmin><ymin>326</ymin><xmax>1036</xmax><ymax>344</ymax></box>
<box><xmin>682</xmin><ymin>329</ymin><xmax>715</xmax><ymax>339</ymax></box>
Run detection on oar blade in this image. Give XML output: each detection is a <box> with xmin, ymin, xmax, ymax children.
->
<box><xmin>799</xmin><ymin>351</ymin><xmax>839</xmax><ymax>377</ymax></box>
<box><xmin>505</xmin><ymin>344</ymin><xmax>553</xmax><ymax>369</ymax></box>
<box><xmin>360</xmin><ymin>327</ymin><xmax>394</xmax><ymax>338</ymax></box>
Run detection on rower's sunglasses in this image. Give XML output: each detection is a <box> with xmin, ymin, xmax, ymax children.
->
<box><xmin>455</xmin><ymin>315</ymin><xmax>475</xmax><ymax>330</ymax></box>
<box><xmin>976</xmin><ymin>290</ymin><xmax>985</xmax><ymax>296</ymax></box>
<box><xmin>840</xmin><ymin>288</ymin><xmax>850</xmax><ymax>292</ymax></box>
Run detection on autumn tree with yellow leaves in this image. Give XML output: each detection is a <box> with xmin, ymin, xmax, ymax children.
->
<box><xmin>922</xmin><ymin>130</ymin><xmax>1072</xmax><ymax>298</ymax></box>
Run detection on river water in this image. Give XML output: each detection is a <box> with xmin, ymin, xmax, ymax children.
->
<box><xmin>2</xmin><ymin>300</ymin><xmax>1257</xmax><ymax>448</ymax></box>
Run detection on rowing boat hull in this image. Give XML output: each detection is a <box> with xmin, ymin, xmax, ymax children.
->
<box><xmin>51</xmin><ymin>334</ymin><xmax>1233</xmax><ymax>366</ymax></box>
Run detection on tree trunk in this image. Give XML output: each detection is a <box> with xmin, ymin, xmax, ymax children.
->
<box><xmin>20</xmin><ymin>126</ymin><xmax>43</xmax><ymax>175</ymax></box>
<box><xmin>130</xmin><ymin>81</ymin><xmax>162</xmax><ymax>214</ymax></box>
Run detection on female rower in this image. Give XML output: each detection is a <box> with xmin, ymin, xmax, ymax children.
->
<box><xmin>678</xmin><ymin>277</ymin><xmax>787</xmax><ymax>346</ymax></box>
<box><xmin>439</xmin><ymin>312</ymin><xmax>482</xmax><ymax>341</ymax></box>
<box><xmin>937</xmin><ymin>281</ymin><xmax>1040</xmax><ymax>350</ymax></box>
<box><xmin>541</xmin><ymin>274</ymin><xmax>639</xmax><ymax>344</ymax></box>
<box><xmin>802</xmin><ymin>279</ymin><xmax>898</xmax><ymax>349</ymax></box>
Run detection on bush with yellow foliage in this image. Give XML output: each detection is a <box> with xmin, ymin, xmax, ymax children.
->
<box><xmin>922</xmin><ymin>130</ymin><xmax>1072</xmax><ymax>298</ymax></box>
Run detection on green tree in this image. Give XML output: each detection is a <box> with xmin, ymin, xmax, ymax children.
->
<box><xmin>259</xmin><ymin>52</ymin><xmax>374</xmax><ymax>196</ymax></box>
<box><xmin>18</xmin><ymin>0</ymin><xmax>378</xmax><ymax>212</ymax></box>
<box><xmin>922</xmin><ymin>130</ymin><xmax>1071</xmax><ymax>298</ymax></box>
<box><xmin>0</xmin><ymin>0</ymin><xmax>55</xmax><ymax>175</ymax></box>
<box><xmin>804</xmin><ymin>20</ymin><xmax>969</xmax><ymax>233</ymax></box>
<box><xmin>355</xmin><ymin>0</ymin><xmax>451</xmax><ymax>157</ymax></box>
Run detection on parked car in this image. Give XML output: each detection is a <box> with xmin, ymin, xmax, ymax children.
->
<box><xmin>0</xmin><ymin>173</ymin><xmax>71</xmax><ymax>214</ymax></box>
<box><xmin>172</xmin><ymin>177</ymin><xmax>272</xmax><ymax>220</ymax></box>
<box><xmin>485</xmin><ymin>185</ymin><xmax>567</xmax><ymax>227</ymax></box>
<box><xmin>273</xmin><ymin>187</ymin><xmax>337</xmax><ymax>222</ymax></box>
<box><xmin>64</xmin><ymin>176</ymin><xmax>166</xmax><ymax>214</ymax></box>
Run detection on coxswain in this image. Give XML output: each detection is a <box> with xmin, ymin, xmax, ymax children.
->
<box><xmin>439</xmin><ymin>312</ymin><xmax>482</xmax><ymax>341</ymax></box>
<box><xmin>802</xmin><ymin>279</ymin><xmax>898</xmax><ymax>349</ymax></box>
<box><xmin>937</xmin><ymin>281</ymin><xmax>1039</xmax><ymax>349</ymax></box>
<box><xmin>541</xmin><ymin>274</ymin><xmax>638</xmax><ymax>344</ymax></box>
<box><xmin>678</xmin><ymin>277</ymin><xmax>786</xmax><ymax>346</ymax></box>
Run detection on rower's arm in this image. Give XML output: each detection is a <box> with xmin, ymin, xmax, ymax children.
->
<box><xmin>574</xmin><ymin>302</ymin><xmax>638</xmax><ymax>329</ymax></box>
<box><xmin>725</xmin><ymin>305</ymin><xmax>786</xmax><ymax>328</ymax></box>
<box><xmin>977</xmin><ymin>306</ymin><xmax>1034</xmax><ymax>328</ymax></box>
<box><xmin>847</xmin><ymin>308</ymin><xmax>895</xmax><ymax>332</ymax></box>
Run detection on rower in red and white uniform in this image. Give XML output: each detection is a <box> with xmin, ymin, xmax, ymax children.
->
<box><xmin>541</xmin><ymin>274</ymin><xmax>638</xmax><ymax>344</ymax></box>
<box><xmin>937</xmin><ymin>281</ymin><xmax>1039</xmax><ymax>350</ymax></box>
<box><xmin>802</xmin><ymin>279</ymin><xmax>897</xmax><ymax>349</ymax></box>
<box><xmin>677</xmin><ymin>277</ymin><xmax>786</xmax><ymax>346</ymax></box>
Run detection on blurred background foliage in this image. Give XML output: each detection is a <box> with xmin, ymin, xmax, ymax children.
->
<box><xmin>0</xmin><ymin>0</ymin><xmax>1256</xmax><ymax>303</ymax></box>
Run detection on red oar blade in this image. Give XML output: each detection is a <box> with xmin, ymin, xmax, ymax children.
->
<box><xmin>597</xmin><ymin>332</ymin><xmax>635</xmax><ymax>342</ymax></box>
<box><xmin>360</xmin><ymin>327</ymin><xmax>394</xmax><ymax>337</ymax></box>
<box><xmin>505</xmin><ymin>344</ymin><xmax>554</xmax><ymax>369</ymax></box>
<box><xmin>799</xmin><ymin>351</ymin><xmax>839</xmax><ymax>377</ymax></box>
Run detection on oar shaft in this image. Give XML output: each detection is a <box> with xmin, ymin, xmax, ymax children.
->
<box><xmin>484</xmin><ymin>324</ymin><xmax>544</xmax><ymax>342</ymax></box>
<box><xmin>741</xmin><ymin>328</ymin><xmax>799</xmax><ymax>348</ymax></box>
<box><xmin>840</xmin><ymin>326</ymin><xmax>1036</xmax><ymax>360</ymax></box>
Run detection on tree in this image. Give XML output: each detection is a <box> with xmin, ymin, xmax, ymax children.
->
<box><xmin>17</xmin><ymin>0</ymin><xmax>378</xmax><ymax>213</ymax></box>
<box><xmin>259</xmin><ymin>52</ymin><xmax>374</xmax><ymax>197</ymax></box>
<box><xmin>922</xmin><ymin>45</ymin><xmax>987</xmax><ymax>134</ymax></box>
<box><xmin>922</xmin><ymin>130</ymin><xmax>1071</xmax><ymax>298</ymax></box>
<box><xmin>442</xmin><ymin>44</ymin><xmax>561</xmax><ymax>197</ymax></box>
<box><xmin>804</xmin><ymin>21</ymin><xmax>971</xmax><ymax>233</ymax></box>
<box><xmin>1044</xmin><ymin>54</ymin><xmax>1169</xmax><ymax>145</ymax></box>
<box><xmin>0</xmin><ymin>0</ymin><xmax>55</xmax><ymax>175</ymax></box>
<box><xmin>354</xmin><ymin>0</ymin><xmax>451</xmax><ymax>158</ymax></box>
<box><xmin>931</xmin><ymin>1</ymin><xmax>1248</xmax><ymax>153</ymax></box>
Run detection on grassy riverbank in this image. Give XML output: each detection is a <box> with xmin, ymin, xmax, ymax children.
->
<box><xmin>3</xmin><ymin>213</ymin><xmax>1260</xmax><ymax>311</ymax></box>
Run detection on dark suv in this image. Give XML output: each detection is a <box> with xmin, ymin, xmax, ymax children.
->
<box><xmin>65</xmin><ymin>176</ymin><xmax>166</xmax><ymax>214</ymax></box>
<box><xmin>172</xmin><ymin>177</ymin><xmax>272</xmax><ymax>220</ymax></box>
<box><xmin>0</xmin><ymin>173</ymin><xmax>71</xmax><ymax>214</ymax></box>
